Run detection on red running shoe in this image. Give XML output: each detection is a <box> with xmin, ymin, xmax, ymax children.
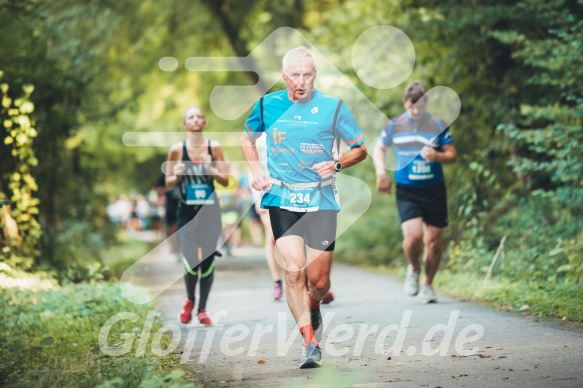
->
<box><xmin>179</xmin><ymin>299</ymin><xmax>194</xmax><ymax>324</ymax></box>
<box><xmin>321</xmin><ymin>290</ymin><xmax>334</xmax><ymax>304</ymax></box>
<box><xmin>197</xmin><ymin>309</ymin><xmax>212</xmax><ymax>325</ymax></box>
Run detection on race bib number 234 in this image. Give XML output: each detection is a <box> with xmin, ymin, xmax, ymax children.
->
<box><xmin>280</xmin><ymin>185</ymin><xmax>321</xmax><ymax>212</ymax></box>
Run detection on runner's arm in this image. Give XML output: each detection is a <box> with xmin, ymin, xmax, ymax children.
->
<box><xmin>165</xmin><ymin>144</ymin><xmax>184</xmax><ymax>187</ymax></box>
<box><xmin>313</xmin><ymin>143</ymin><xmax>368</xmax><ymax>179</ymax></box>
<box><xmin>340</xmin><ymin>143</ymin><xmax>368</xmax><ymax>170</ymax></box>
<box><xmin>240</xmin><ymin>133</ymin><xmax>271</xmax><ymax>191</ymax></box>
<box><xmin>373</xmin><ymin>140</ymin><xmax>392</xmax><ymax>194</ymax></box>
<box><xmin>421</xmin><ymin>143</ymin><xmax>457</xmax><ymax>164</ymax></box>
<box><xmin>208</xmin><ymin>141</ymin><xmax>230</xmax><ymax>187</ymax></box>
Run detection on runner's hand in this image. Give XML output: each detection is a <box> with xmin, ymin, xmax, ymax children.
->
<box><xmin>376</xmin><ymin>173</ymin><xmax>392</xmax><ymax>194</ymax></box>
<box><xmin>173</xmin><ymin>162</ymin><xmax>186</xmax><ymax>176</ymax></box>
<box><xmin>201</xmin><ymin>153</ymin><xmax>213</xmax><ymax>172</ymax></box>
<box><xmin>421</xmin><ymin>146</ymin><xmax>439</xmax><ymax>162</ymax></box>
<box><xmin>313</xmin><ymin>161</ymin><xmax>335</xmax><ymax>179</ymax></box>
<box><xmin>251</xmin><ymin>171</ymin><xmax>271</xmax><ymax>191</ymax></box>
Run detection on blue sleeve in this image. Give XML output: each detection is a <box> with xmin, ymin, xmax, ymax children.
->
<box><xmin>244</xmin><ymin>100</ymin><xmax>263</xmax><ymax>139</ymax></box>
<box><xmin>336</xmin><ymin>103</ymin><xmax>365</xmax><ymax>147</ymax></box>
<box><xmin>436</xmin><ymin>119</ymin><xmax>453</xmax><ymax>146</ymax></box>
<box><xmin>380</xmin><ymin>121</ymin><xmax>394</xmax><ymax>147</ymax></box>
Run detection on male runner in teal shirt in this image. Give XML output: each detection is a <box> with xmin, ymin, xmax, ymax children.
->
<box><xmin>240</xmin><ymin>46</ymin><xmax>367</xmax><ymax>369</ymax></box>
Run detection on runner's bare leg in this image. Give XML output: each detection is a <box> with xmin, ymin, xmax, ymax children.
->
<box><xmin>275</xmin><ymin>235</ymin><xmax>311</xmax><ymax>328</ymax></box>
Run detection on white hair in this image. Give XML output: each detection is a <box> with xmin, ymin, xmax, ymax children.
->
<box><xmin>183</xmin><ymin>106</ymin><xmax>204</xmax><ymax>121</ymax></box>
<box><xmin>282</xmin><ymin>46</ymin><xmax>317</xmax><ymax>72</ymax></box>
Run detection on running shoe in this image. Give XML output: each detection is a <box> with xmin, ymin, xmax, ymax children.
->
<box><xmin>299</xmin><ymin>342</ymin><xmax>322</xmax><ymax>369</ymax></box>
<box><xmin>179</xmin><ymin>298</ymin><xmax>194</xmax><ymax>324</ymax></box>
<box><xmin>197</xmin><ymin>309</ymin><xmax>212</xmax><ymax>325</ymax></box>
<box><xmin>321</xmin><ymin>290</ymin><xmax>334</xmax><ymax>304</ymax></box>
<box><xmin>419</xmin><ymin>284</ymin><xmax>438</xmax><ymax>304</ymax></box>
<box><xmin>273</xmin><ymin>282</ymin><xmax>283</xmax><ymax>301</ymax></box>
<box><xmin>311</xmin><ymin>307</ymin><xmax>323</xmax><ymax>342</ymax></box>
<box><xmin>404</xmin><ymin>265</ymin><xmax>420</xmax><ymax>296</ymax></box>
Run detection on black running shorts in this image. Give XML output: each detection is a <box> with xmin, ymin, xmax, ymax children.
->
<box><xmin>396</xmin><ymin>182</ymin><xmax>448</xmax><ymax>228</ymax></box>
<box><xmin>268</xmin><ymin>208</ymin><xmax>337</xmax><ymax>251</ymax></box>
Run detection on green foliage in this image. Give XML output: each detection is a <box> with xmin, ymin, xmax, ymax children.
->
<box><xmin>53</xmin><ymin>229</ymin><xmax>150</xmax><ymax>284</ymax></box>
<box><xmin>398</xmin><ymin>0</ymin><xmax>583</xmax><ymax>315</ymax></box>
<box><xmin>0</xmin><ymin>73</ymin><xmax>41</xmax><ymax>265</ymax></box>
<box><xmin>448</xmin><ymin>158</ymin><xmax>501</xmax><ymax>239</ymax></box>
<box><xmin>553</xmin><ymin>237</ymin><xmax>583</xmax><ymax>285</ymax></box>
<box><xmin>101</xmin><ymin>234</ymin><xmax>153</xmax><ymax>280</ymax></box>
<box><xmin>406</xmin><ymin>0</ymin><xmax>583</xmax><ymax>195</ymax></box>
<box><xmin>337</xmin><ymin>199</ymin><xmax>403</xmax><ymax>266</ymax></box>
<box><xmin>62</xmin><ymin>261</ymin><xmax>112</xmax><ymax>284</ymax></box>
<box><xmin>496</xmin><ymin>8</ymin><xmax>583</xmax><ymax>203</ymax></box>
<box><xmin>96</xmin><ymin>368</ymin><xmax>194</xmax><ymax>388</ymax></box>
<box><xmin>492</xmin><ymin>193</ymin><xmax>581</xmax><ymax>282</ymax></box>
<box><xmin>444</xmin><ymin>188</ymin><xmax>583</xmax><ymax>298</ymax></box>
<box><xmin>53</xmin><ymin>220</ymin><xmax>109</xmax><ymax>274</ymax></box>
<box><xmin>0</xmin><ymin>282</ymin><xmax>195</xmax><ymax>387</ymax></box>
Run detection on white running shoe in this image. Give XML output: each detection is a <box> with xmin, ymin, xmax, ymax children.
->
<box><xmin>419</xmin><ymin>284</ymin><xmax>438</xmax><ymax>303</ymax></box>
<box><xmin>404</xmin><ymin>265</ymin><xmax>420</xmax><ymax>296</ymax></box>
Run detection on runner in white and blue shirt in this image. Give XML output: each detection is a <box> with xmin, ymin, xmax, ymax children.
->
<box><xmin>373</xmin><ymin>81</ymin><xmax>457</xmax><ymax>306</ymax></box>
<box><xmin>379</xmin><ymin>110</ymin><xmax>453</xmax><ymax>188</ymax></box>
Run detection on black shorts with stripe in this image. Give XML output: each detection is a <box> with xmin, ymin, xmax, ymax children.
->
<box><xmin>396</xmin><ymin>182</ymin><xmax>448</xmax><ymax>228</ymax></box>
<box><xmin>268</xmin><ymin>208</ymin><xmax>337</xmax><ymax>251</ymax></box>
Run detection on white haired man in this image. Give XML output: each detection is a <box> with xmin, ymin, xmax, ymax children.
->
<box><xmin>240</xmin><ymin>46</ymin><xmax>367</xmax><ymax>368</ymax></box>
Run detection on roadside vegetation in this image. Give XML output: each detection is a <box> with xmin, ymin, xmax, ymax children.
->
<box><xmin>0</xmin><ymin>236</ymin><xmax>197</xmax><ymax>387</ymax></box>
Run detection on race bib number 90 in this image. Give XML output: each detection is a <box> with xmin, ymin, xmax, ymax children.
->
<box><xmin>185</xmin><ymin>183</ymin><xmax>215</xmax><ymax>205</ymax></box>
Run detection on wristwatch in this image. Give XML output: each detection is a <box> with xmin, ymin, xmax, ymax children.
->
<box><xmin>333</xmin><ymin>159</ymin><xmax>342</xmax><ymax>172</ymax></box>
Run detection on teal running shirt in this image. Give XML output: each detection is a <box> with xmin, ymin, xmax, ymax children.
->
<box><xmin>244</xmin><ymin>89</ymin><xmax>365</xmax><ymax>211</ymax></box>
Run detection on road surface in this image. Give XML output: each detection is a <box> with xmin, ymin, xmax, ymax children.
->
<box><xmin>132</xmin><ymin>244</ymin><xmax>583</xmax><ymax>387</ymax></box>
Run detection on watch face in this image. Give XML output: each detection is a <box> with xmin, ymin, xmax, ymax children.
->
<box><xmin>335</xmin><ymin>161</ymin><xmax>342</xmax><ymax>172</ymax></box>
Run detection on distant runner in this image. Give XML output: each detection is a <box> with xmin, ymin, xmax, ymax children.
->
<box><xmin>166</xmin><ymin>106</ymin><xmax>229</xmax><ymax>325</ymax></box>
<box><xmin>373</xmin><ymin>81</ymin><xmax>457</xmax><ymax>303</ymax></box>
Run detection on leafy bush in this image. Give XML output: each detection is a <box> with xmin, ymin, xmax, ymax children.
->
<box><xmin>61</xmin><ymin>261</ymin><xmax>112</xmax><ymax>284</ymax></box>
<box><xmin>552</xmin><ymin>237</ymin><xmax>583</xmax><ymax>285</ymax></box>
<box><xmin>335</xmin><ymin>165</ymin><xmax>404</xmax><ymax>267</ymax></box>
<box><xmin>1</xmin><ymin>73</ymin><xmax>42</xmax><ymax>263</ymax></box>
<box><xmin>51</xmin><ymin>221</ymin><xmax>108</xmax><ymax>269</ymax></box>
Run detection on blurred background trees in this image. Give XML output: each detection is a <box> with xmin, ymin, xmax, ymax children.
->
<box><xmin>1</xmin><ymin>0</ymin><xmax>581</xmax><ymax>286</ymax></box>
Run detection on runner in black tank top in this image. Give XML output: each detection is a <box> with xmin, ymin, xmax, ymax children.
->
<box><xmin>165</xmin><ymin>106</ymin><xmax>229</xmax><ymax>325</ymax></box>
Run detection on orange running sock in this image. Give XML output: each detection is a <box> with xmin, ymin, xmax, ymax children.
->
<box><xmin>299</xmin><ymin>324</ymin><xmax>319</xmax><ymax>346</ymax></box>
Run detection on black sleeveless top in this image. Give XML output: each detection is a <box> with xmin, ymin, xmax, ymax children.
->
<box><xmin>178</xmin><ymin>140</ymin><xmax>216</xmax><ymax>205</ymax></box>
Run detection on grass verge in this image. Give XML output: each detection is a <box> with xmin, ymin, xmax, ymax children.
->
<box><xmin>355</xmin><ymin>262</ymin><xmax>583</xmax><ymax>324</ymax></box>
<box><xmin>434</xmin><ymin>270</ymin><xmax>583</xmax><ymax>323</ymax></box>
<box><xmin>0</xmin><ymin>281</ymin><xmax>196</xmax><ymax>387</ymax></box>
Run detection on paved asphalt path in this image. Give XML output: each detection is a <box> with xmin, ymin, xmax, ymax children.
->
<box><xmin>135</xmin><ymin>244</ymin><xmax>583</xmax><ymax>388</ymax></box>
